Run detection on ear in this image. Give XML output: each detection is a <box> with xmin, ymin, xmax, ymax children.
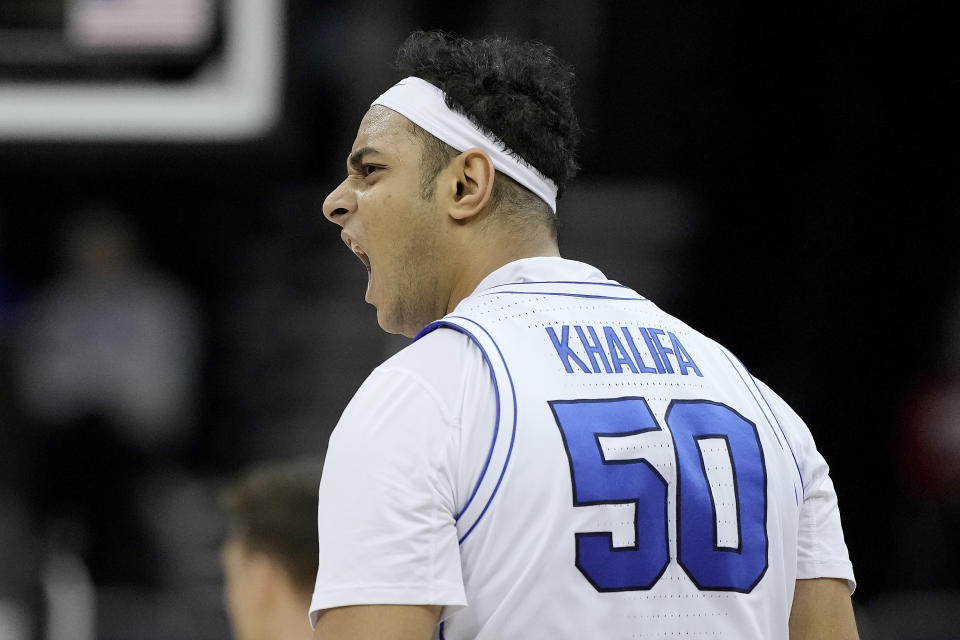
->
<box><xmin>446</xmin><ymin>148</ymin><xmax>495</xmax><ymax>221</ymax></box>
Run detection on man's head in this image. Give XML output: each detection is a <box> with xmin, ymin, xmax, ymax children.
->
<box><xmin>221</xmin><ymin>460</ymin><xmax>322</xmax><ymax>640</ymax></box>
<box><xmin>394</xmin><ymin>30</ymin><xmax>581</xmax><ymax>215</ymax></box>
<box><xmin>322</xmin><ymin>31</ymin><xmax>581</xmax><ymax>337</ymax></box>
<box><xmin>60</xmin><ymin>206</ymin><xmax>140</xmax><ymax>276</ymax></box>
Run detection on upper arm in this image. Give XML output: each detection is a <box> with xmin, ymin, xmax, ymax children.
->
<box><xmin>309</xmin><ymin>362</ymin><xmax>468</xmax><ymax>625</ymax></box>
<box><xmin>789</xmin><ymin>578</ymin><xmax>859</xmax><ymax>640</ymax></box>
<box><xmin>313</xmin><ymin>604</ymin><xmax>442</xmax><ymax>640</ymax></box>
<box><xmin>309</xmin><ymin>333</ymin><xmax>488</xmax><ymax>631</ymax></box>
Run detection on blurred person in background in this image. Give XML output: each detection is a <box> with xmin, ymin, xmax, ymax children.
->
<box><xmin>0</xmin><ymin>210</ymin><xmax>19</xmax><ymax>335</ymax></box>
<box><xmin>310</xmin><ymin>31</ymin><xmax>858</xmax><ymax>640</ymax></box>
<box><xmin>11</xmin><ymin>205</ymin><xmax>202</xmax><ymax>587</ymax></box>
<box><xmin>221</xmin><ymin>460</ymin><xmax>323</xmax><ymax>640</ymax></box>
<box><xmin>0</xmin><ymin>207</ymin><xmax>38</xmax><ymax>640</ymax></box>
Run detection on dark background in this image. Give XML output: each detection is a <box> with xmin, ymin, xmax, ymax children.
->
<box><xmin>1</xmin><ymin>2</ymin><xmax>956</xmax><ymax>638</ymax></box>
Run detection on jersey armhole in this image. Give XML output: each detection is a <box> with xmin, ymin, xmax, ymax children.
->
<box><xmin>418</xmin><ymin>318</ymin><xmax>518</xmax><ymax>544</ymax></box>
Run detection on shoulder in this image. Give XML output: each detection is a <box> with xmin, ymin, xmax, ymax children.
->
<box><xmin>750</xmin><ymin>377</ymin><xmax>809</xmax><ymax>437</ymax></box>
<box><xmin>384</xmin><ymin>324</ymin><xmax>484</xmax><ymax>377</ymax></box>
<box><xmin>750</xmin><ymin>376</ymin><xmax>833</xmax><ymax>487</ymax></box>
<box><xmin>346</xmin><ymin>326</ymin><xmax>489</xmax><ymax>423</ymax></box>
<box><xmin>328</xmin><ymin>325</ymin><xmax>494</xmax><ymax>478</ymax></box>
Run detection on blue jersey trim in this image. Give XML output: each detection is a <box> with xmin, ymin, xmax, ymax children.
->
<box><xmin>720</xmin><ymin>349</ymin><xmax>784</xmax><ymax>450</ymax></box>
<box><xmin>479</xmin><ymin>290</ymin><xmax>649</xmax><ymax>302</ymax></box>
<box><xmin>485</xmin><ymin>279</ymin><xmax>632</xmax><ymax>289</ymax></box>
<box><xmin>720</xmin><ymin>348</ymin><xmax>804</xmax><ymax>498</ymax></box>
<box><xmin>415</xmin><ymin>321</ymin><xmax>502</xmax><ymax>524</ymax></box>
<box><xmin>415</xmin><ymin>318</ymin><xmax>519</xmax><ymax>544</ymax></box>
<box><xmin>445</xmin><ymin>315</ymin><xmax>519</xmax><ymax>544</ymax></box>
<box><xmin>752</xmin><ymin>378</ymin><xmax>805</xmax><ymax>497</ymax></box>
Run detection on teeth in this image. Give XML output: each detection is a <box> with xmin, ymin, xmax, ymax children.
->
<box><xmin>342</xmin><ymin>233</ymin><xmax>370</xmax><ymax>271</ymax></box>
<box><xmin>352</xmin><ymin>245</ymin><xmax>371</xmax><ymax>271</ymax></box>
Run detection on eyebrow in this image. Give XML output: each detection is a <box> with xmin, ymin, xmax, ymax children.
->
<box><xmin>348</xmin><ymin>146</ymin><xmax>379</xmax><ymax>171</ymax></box>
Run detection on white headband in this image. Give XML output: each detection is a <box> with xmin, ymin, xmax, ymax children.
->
<box><xmin>372</xmin><ymin>76</ymin><xmax>558</xmax><ymax>213</ymax></box>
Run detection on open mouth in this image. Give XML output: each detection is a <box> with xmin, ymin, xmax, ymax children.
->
<box><xmin>341</xmin><ymin>233</ymin><xmax>373</xmax><ymax>303</ymax></box>
<box><xmin>341</xmin><ymin>232</ymin><xmax>371</xmax><ymax>274</ymax></box>
<box><xmin>352</xmin><ymin>245</ymin><xmax>371</xmax><ymax>274</ymax></box>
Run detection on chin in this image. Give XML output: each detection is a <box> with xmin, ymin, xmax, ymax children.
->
<box><xmin>380</xmin><ymin>322</ymin><xmax>417</xmax><ymax>339</ymax></box>
<box><xmin>375</xmin><ymin>309</ymin><xmax>423</xmax><ymax>339</ymax></box>
<box><xmin>374</xmin><ymin>308</ymin><xmax>404</xmax><ymax>336</ymax></box>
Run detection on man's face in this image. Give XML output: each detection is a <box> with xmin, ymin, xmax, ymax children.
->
<box><xmin>322</xmin><ymin>106</ymin><xmax>449</xmax><ymax>337</ymax></box>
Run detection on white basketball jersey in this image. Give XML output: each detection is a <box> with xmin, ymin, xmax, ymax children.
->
<box><xmin>416</xmin><ymin>262</ymin><xmax>853</xmax><ymax>639</ymax></box>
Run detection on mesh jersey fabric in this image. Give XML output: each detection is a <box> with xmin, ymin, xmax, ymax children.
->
<box><xmin>311</xmin><ymin>257</ymin><xmax>855</xmax><ymax>639</ymax></box>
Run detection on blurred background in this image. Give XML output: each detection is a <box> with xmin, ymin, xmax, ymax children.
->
<box><xmin>0</xmin><ymin>1</ymin><xmax>956</xmax><ymax>638</ymax></box>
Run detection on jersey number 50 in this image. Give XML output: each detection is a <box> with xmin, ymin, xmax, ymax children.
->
<box><xmin>550</xmin><ymin>397</ymin><xmax>768</xmax><ymax>593</ymax></box>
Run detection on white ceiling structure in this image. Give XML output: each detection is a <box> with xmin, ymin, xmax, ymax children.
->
<box><xmin>0</xmin><ymin>0</ymin><xmax>283</xmax><ymax>141</ymax></box>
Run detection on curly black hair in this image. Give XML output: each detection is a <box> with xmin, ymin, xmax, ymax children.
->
<box><xmin>395</xmin><ymin>30</ymin><xmax>581</xmax><ymax>203</ymax></box>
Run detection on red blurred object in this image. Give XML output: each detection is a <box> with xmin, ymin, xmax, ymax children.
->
<box><xmin>900</xmin><ymin>372</ymin><xmax>960</xmax><ymax>504</ymax></box>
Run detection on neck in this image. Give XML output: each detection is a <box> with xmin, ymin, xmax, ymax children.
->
<box><xmin>445</xmin><ymin>227</ymin><xmax>560</xmax><ymax>315</ymax></box>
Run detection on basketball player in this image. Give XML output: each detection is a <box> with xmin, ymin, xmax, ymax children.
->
<box><xmin>311</xmin><ymin>30</ymin><xmax>858</xmax><ymax>640</ymax></box>
<box><xmin>221</xmin><ymin>461</ymin><xmax>321</xmax><ymax>640</ymax></box>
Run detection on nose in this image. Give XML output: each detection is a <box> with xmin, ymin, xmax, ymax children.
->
<box><xmin>322</xmin><ymin>179</ymin><xmax>355</xmax><ymax>226</ymax></box>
